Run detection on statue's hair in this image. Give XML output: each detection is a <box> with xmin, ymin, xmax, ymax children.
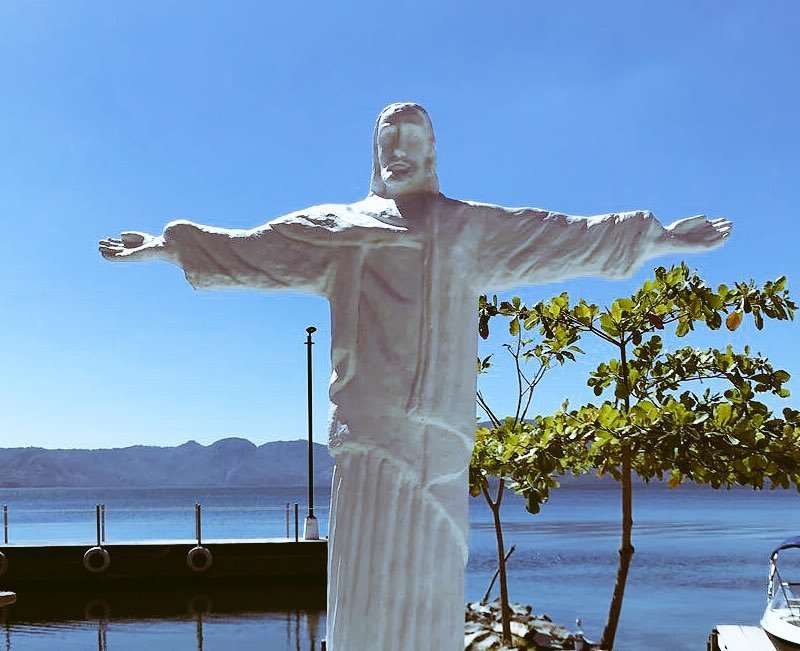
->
<box><xmin>369</xmin><ymin>102</ymin><xmax>439</xmax><ymax>198</ymax></box>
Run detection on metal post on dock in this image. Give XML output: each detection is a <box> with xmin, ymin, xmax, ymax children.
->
<box><xmin>286</xmin><ymin>502</ymin><xmax>290</xmax><ymax>539</ymax></box>
<box><xmin>3</xmin><ymin>505</ymin><xmax>7</xmax><ymax>544</ymax></box>
<box><xmin>195</xmin><ymin>503</ymin><xmax>202</xmax><ymax>546</ymax></box>
<box><xmin>95</xmin><ymin>504</ymin><xmax>102</xmax><ymax>547</ymax></box>
<box><xmin>294</xmin><ymin>503</ymin><xmax>299</xmax><ymax>542</ymax></box>
<box><xmin>100</xmin><ymin>503</ymin><xmax>106</xmax><ymax>543</ymax></box>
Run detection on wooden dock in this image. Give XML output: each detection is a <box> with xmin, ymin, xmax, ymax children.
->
<box><xmin>709</xmin><ymin>625</ymin><xmax>784</xmax><ymax>650</ymax></box>
<box><xmin>0</xmin><ymin>538</ymin><xmax>326</xmax><ymax>590</ymax></box>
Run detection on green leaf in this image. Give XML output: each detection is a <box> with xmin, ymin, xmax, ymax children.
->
<box><xmin>707</xmin><ymin>311</ymin><xmax>722</xmax><ymax>330</ymax></box>
<box><xmin>715</xmin><ymin>403</ymin><xmax>732</xmax><ymax>426</ymax></box>
<box><xmin>479</xmin><ymin>316</ymin><xmax>489</xmax><ymax>340</ymax></box>
<box><xmin>599</xmin><ymin>313</ymin><xmax>619</xmax><ymax>337</ymax></box>
<box><xmin>668</xmin><ymin>471</ymin><xmax>682</xmax><ymax>489</ymax></box>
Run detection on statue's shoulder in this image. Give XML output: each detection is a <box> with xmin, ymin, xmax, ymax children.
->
<box><xmin>453</xmin><ymin>197</ymin><xmax>553</xmax><ymax>220</ymax></box>
<box><xmin>270</xmin><ymin>198</ymin><xmax>408</xmax><ymax>241</ymax></box>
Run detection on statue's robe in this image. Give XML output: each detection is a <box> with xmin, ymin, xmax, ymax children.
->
<box><xmin>163</xmin><ymin>192</ymin><xmax>668</xmax><ymax>650</ymax></box>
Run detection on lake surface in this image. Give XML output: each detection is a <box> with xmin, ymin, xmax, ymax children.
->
<box><xmin>1</xmin><ymin>480</ymin><xmax>798</xmax><ymax>650</ymax></box>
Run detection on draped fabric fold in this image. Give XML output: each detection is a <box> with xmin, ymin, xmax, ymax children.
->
<box><xmin>327</xmin><ymin>447</ymin><xmax>468</xmax><ymax>651</ymax></box>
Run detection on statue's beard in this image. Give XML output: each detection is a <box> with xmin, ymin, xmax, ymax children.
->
<box><xmin>371</xmin><ymin>149</ymin><xmax>438</xmax><ymax>199</ymax></box>
<box><xmin>380</xmin><ymin>162</ymin><xmax>433</xmax><ymax>197</ymax></box>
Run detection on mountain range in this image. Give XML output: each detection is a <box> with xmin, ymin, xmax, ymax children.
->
<box><xmin>0</xmin><ymin>438</ymin><xmax>333</xmax><ymax>488</ymax></box>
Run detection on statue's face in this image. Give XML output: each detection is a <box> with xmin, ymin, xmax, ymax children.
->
<box><xmin>377</xmin><ymin>119</ymin><xmax>434</xmax><ymax>197</ymax></box>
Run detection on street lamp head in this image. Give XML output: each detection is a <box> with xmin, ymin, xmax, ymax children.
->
<box><xmin>306</xmin><ymin>326</ymin><xmax>317</xmax><ymax>335</ymax></box>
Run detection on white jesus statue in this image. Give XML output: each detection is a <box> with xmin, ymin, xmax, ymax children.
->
<box><xmin>99</xmin><ymin>102</ymin><xmax>730</xmax><ymax>650</ymax></box>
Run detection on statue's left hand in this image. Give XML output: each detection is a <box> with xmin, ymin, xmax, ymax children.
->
<box><xmin>663</xmin><ymin>216</ymin><xmax>732</xmax><ymax>252</ymax></box>
<box><xmin>99</xmin><ymin>231</ymin><xmax>172</xmax><ymax>262</ymax></box>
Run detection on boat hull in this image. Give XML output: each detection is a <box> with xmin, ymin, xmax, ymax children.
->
<box><xmin>761</xmin><ymin>608</ymin><xmax>800</xmax><ymax>648</ymax></box>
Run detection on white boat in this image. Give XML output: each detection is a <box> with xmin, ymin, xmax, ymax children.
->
<box><xmin>761</xmin><ymin>537</ymin><xmax>800</xmax><ymax>648</ymax></box>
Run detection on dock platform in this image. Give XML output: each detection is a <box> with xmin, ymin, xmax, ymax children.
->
<box><xmin>0</xmin><ymin>538</ymin><xmax>326</xmax><ymax>590</ymax></box>
<box><xmin>708</xmin><ymin>625</ymin><xmax>782</xmax><ymax>650</ymax></box>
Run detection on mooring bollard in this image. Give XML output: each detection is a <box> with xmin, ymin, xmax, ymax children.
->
<box><xmin>195</xmin><ymin>503</ymin><xmax>202</xmax><ymax>545</ymax></box>
<box><xmin>3</xmin><ymin>505</ymin><xmax>7</xmax><ymax>545</ymax></box>
<box><xmin>294</xmin><ymin>503</ymin><xmax>299</xmax><ymax>542</ymax></box>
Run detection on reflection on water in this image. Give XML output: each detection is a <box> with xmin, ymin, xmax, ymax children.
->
<box><xmin>0</xmin><ymin>586</ymin><xmax>326</xmax><ymax>651</ymax></box>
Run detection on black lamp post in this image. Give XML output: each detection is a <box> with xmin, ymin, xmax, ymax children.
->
<box><xmin>303</xmin><ymin>326</ymin><xmax>319</xmax><ymax>540</ymax></box>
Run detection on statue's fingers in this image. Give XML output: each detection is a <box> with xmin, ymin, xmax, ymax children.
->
<box><xmin>99</xmin><ymin>238</ymin><xmax>131</xmax><ymax>255</ymax></box>
<box><xmin>714</xmin><ymin>220</ymin><xmax>732</xmax><ymax>236</ymax></box>
<box><xmin>99</xmin><ymin>246</ymin><xmax>121</xmax><ymax>258</ymax></box>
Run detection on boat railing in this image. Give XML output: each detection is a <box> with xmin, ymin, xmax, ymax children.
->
<box><xmin>769</xmin><ymin>568</ymin><xmax>800</xmax><ymax>618</ymax></box>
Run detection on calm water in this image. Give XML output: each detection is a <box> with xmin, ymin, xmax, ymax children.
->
<box><xmin>1</xmin><ymin>481</ymin><xmax>798</xmax><ymax>650</ymax></box>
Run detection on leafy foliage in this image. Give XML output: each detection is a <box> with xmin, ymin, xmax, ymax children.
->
<box><xmin>470</xmin><ymin>418</ymin><xmax>589</xmax><ymax>515</ymax></box>
<box><xmin>473</xmin><ymin>292</ymin><xmax>590</xmax><ymax>515</ymax></box>
<box><xmin>473</xmin><ymin>263</ymin><xmax>798</xmax><ymax>649</ymax></box>
<box><xmin>520</xmin><ymin>265</ymin><xmax>799</xmax><ymax>492</ymax></box>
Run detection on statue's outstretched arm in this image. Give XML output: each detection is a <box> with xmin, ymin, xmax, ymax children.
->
<box><xmin>472</xmin><ymin>203</ymin><xmax>731</xmax><ymax>290</ymax></box>
<box><xmin>99</xmin><ymin>216</ymin><xmax>336</xmax><ymax>295</ymax></box>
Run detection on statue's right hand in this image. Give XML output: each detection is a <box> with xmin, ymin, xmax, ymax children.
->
<box><xmin>99</xmin><ymin>231</ymin><xmax>167</xmax><ymax>262</ymax></box>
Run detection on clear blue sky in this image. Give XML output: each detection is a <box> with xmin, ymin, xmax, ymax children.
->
<box><xmin>1</xmin><ymin>1</ymin><xmax>797</xmax><ymax>449</ymax></box>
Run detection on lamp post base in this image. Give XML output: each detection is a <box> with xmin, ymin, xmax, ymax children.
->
<box><xmin>303</xmin><ymin>515</ymin><xmax>320</xmax><ymax>540</ymax></box>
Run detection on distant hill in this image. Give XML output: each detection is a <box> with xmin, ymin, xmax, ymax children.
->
<box><xmin>0</xmin><ymin>438</ymin><xmax>333</xmax><ymax>488</ymax></box>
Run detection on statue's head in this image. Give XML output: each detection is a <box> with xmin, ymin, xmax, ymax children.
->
<box><xmin>370</xmin><ymin>102</ymin><xmax>439</xmax><ymax>199</ymax></box>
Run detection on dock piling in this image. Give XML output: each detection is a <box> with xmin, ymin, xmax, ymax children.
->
<box><xmin>286</xmin><ymin>502</ymin><xmax>290</xmax><ymax>539</ymax></box>
<box><xmin>294</xmin><ymin>503</ymin><xmax>299</xmax><ymax>542</ymax></box>
<box><xmin>3</xmin><ymin>505</ymin><xmax>7</xmax><ymax>544</ymax></box>
<box><xmin>101</xmin><ymin>503</ymin><xmax>106</xmax><ymax>543</ymax></box>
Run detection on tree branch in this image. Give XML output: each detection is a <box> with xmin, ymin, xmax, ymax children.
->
<box><xmin>477</xmin><ymin>391</ymin><xmax>502</xmax><ymax>428</ymax></box>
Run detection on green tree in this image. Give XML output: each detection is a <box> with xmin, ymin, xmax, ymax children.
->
<box><xmin>479</xmin><ymin>264</ymin><xmax>798</xmax><ymax>650</ymax></box>
<box><xmin>470</xmin><ymin>295</ymin><xmax>589</xmax><ymax>645</ymax></box>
